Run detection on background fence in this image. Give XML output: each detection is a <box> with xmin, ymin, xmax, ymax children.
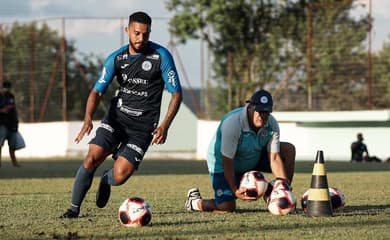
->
<box><xmin>0</xmin><ymin>10</ymin><xmax>389</xmax><ymax>123</ymax></box>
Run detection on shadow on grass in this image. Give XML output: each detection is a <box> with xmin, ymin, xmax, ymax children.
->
<box><xmin>0</xmin><ymin>159</ymin><xmax>209</xmax><ymax>179</ymax></box>
<box><xmin>69</xmin><ymin>205</ymin><xmax>390</xmax><ymax>240</ymax></box>
<box><xmin>0</xmin><ymin>159</ymin><xmax>389</xmax><ymax>179</ymax></box>
<box><xmin>338</xmin><ymin>204</ymin><xmax>390</xmax><ymax>216</ymax></box>
<box><xmin>294</xmin><ymin>204</ymin><xmax>390</xmax><ymax>216</ymax></box>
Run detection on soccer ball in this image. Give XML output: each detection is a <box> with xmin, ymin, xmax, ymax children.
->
<box><xmin>328</xmin><ymin>187</ymin><xmax>346</xmax><ymax>209</ymax></box>
<box><xmin>270</xmin><ymin>179</ymin><xmax>291</xmax><ymax>191</ymax></box>
<box><xmin>118</xmin><ymin>197</ymin><xmax>152</xmax><ymax>227</ymax></box>
<box><xmin>267</xmin><ymin>189</ymin><xmax>296</xmax><ymax>215</ymax></box>
<box><xmin>239</xmin><ymin>171</ymin><xmax>269</xmax><ymax>199</ymax></box>
<box><xmin>263</xmin><ymin>179</ymin><xmax>291</xmax><ymax>204</ymax></box>
<box><xmin>301</xmin><ymin>187</ymin><xmax>346</xmax><ymax>212</ymax></box>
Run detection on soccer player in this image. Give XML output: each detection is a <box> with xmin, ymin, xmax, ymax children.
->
<box><xmin>185</xmin><ymin>89</ymin><xmax>295</xmax><ymax>213</ymax></box>
<box><xmin>61</xmin><ymin>11</ymin><xmax>182</xmax><ymax>218</ymax></box>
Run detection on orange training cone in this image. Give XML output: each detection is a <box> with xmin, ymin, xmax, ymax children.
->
<box><xmin>306</xmin><ymin>150</ymin><xmax>333</xmax><ymax>217</ymax></box>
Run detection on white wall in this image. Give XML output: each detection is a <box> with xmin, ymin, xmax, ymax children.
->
<box><xmin>196</xmin><ymin>110</ymin><xmax>390</xmax><ymax>161</ymax></box>
<box><xmin>4</xmin><ymin>91</ymin><xmax>198</xmax><ymax>160</ymax></box>
<box><xmin>4</xmin><ymin>110</ymin><xmax>390</xmax><ymax>162</ymax></box>
<box><xmin>273</xmin><ymin>110</ymin><xmax>390</xmax><ymax>161</ymax></box>
<box><xmin>6</xmin><ymin>121</ymin><xmax>94</xmax><ymax>158</ymax></box>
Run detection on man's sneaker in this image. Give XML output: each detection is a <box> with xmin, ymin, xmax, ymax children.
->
<box><xmin>96</xmin><ymin>171</ymin><xmax>111</xmax><ymax>208</ymax></box>
<box><xmin>185</xmin><ymin>188</ymin><xmax>202</xmax><ymax>212</ymax></box>
<box><xmin>60</xmin><ymin>209</ymin><xmax>79</xmax><ymax>219</ymax></box>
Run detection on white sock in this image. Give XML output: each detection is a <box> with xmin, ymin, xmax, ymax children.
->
<box><xmin>191</xmin><ymin>199</ymin><xmax>202</xmax><ymax>211</ymax></box>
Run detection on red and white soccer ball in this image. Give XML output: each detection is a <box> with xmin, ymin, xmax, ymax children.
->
<box><xmin>118</xmin><ymin>197</ymin><xmax>152</xmax><ymax>227</ymax></box>
<box><xmin>328</xmin><ymin>187</ymin><xmax>346</xmax><ymax>209</ymax></box>
<box><xmin>239</xmin><ymin>171</ymin><xmax>269</xmax><ymax>199</ymax></box>
<box><xmin>301</xmin><ymin>187</ymin><xmax>346</xmax><ymax>212</ymax></box>
<box><xmin>267</xmin><ymin>189</ymin><xmax>297</xmax><ymax>215</ymax></box>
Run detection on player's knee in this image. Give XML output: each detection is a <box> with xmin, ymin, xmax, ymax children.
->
<box><xmin>281</xmin><ymin>142</ymin><xmax>296</xmax><ymax>162</ymax></box>
<box><xmin>282</xmin><ymin>142</ymin><xmax>296</xmax><ymax>156</ymax></box>
<box><xmin>83</xmin><ymin>154</ymin><xmax>102</xmax><ymax>169</ymax></box>
<box><xmin>113</xmin><ymin>174</ymin><xmax>127</xmax><ymax>185</ymax></box>
<box><xmin>113</xmin><ymin>167</ymin><xmax>132</xmax><ymax>185</ymax></box>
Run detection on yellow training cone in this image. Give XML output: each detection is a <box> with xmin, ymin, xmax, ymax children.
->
<box><xmin>306</xmin><ymin>150</ymin><xmax>333</xmax><ymax>217</ymax></box>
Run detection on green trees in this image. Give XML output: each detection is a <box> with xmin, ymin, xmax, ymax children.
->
<box><xmin>2</xmin><ymin>2</ymin><xmax>389</xmax><ymax>122</ymax></box>
<box><xmin>372</xmin><ymin>42</ymin><xmax>390</xmax><ymax>109</ymax></box>
<box><xmin>1</xmin><ymin>22</ymin><xmax>107</xmax><ymax>122</ymax></box>
<box><xmin>2</xmin><ymin>22</ymin><xmax>62</xmax><ymax>122</ymax></box>
<box><xmin>167</xmin><ymin>0</ymin><xmax>376</xmax><ymax>115</ymax></box>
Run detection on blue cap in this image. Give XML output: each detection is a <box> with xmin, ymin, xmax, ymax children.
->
<box><xmin>247</xmin><ymin>89</ymin><xmax>273</xmax><ymax>112</ymax></box>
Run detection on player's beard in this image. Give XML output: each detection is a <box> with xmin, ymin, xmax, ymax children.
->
<box><xmin>129</xmin><ymin>40</ymin><xmax>146</xmax><ymax>53</ymax></box>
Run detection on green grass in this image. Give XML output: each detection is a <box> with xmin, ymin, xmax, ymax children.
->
<box><xmin>0</xmin><ymin>159</ymin><xmax>389</xmax><ymax>239</ymax></box>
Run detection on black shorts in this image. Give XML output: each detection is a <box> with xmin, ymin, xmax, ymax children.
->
<box><xmin>89</xmin><ymin>121</ymin><xmax>153</xmax><ymax>169</ymax></box>
<box><xmin>255</xmin><ymin>148</ymin><xmax>272</xmax><ymax>173</ymax></box>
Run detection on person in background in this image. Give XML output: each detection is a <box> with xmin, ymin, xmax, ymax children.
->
<box><xmin>351</xmin><ymin>133</ymin><xmax>369</xmax><ymax>162</ymax></box>
<box><xmin>0</xmin><ymin>81</ymin><xmax>25</xmax><ymax>167</ymax></box>
<box><xmin>185</xmin><ymin>89</ymin><xmax>295</xmax><ymax>213</ymax></box>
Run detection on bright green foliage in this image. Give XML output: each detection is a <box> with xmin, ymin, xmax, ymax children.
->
<box><xmin>1</xmin><ymin>22</ymin><xmax>108</xmax><ymax>122</ymax></box>
<box><xmin>372</xmin><ymin>42</ymin><xmax>390</xmax><ymax>108</ymax></box>
<box><xmin>293</xmin><ymin>1</ymin><xmax>368</xmax><ymax>110</ymax></box>
<box><xmin>3</xmin><ymin>22</ymin><xmax>63</xmax><ymax>121</ymax></box>
<box><xmin>167</xmin><ymin>0</ymin><xmax>371</xmax><ymax>114</ymax></box>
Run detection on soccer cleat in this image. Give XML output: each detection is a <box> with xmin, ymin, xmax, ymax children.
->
<box><xmin>60</xmin><ymin>209</ymin><xmax>79</xmax><ymax>219</ymax></box>
<box><xmin>96</xmin><ymin>171</ymin><xmax>111</xmax><ymax>208</ymax></box>
<box><xmin>185</xmin><ymin>188</ymin><xmax>202</xmax><ymax>212</ymax></box>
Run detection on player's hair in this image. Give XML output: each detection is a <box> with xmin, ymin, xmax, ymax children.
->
<box><xmin>129</xmin><ymin>12</ymin><xmax>152</xmax><ymax>25</ymax></box>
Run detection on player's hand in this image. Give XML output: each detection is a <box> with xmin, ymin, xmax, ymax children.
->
<box><xmin>75</xmin><ymin>119</ymin><xmax>93</xmax><ymax>143</ymax></box>
<box><xmin>151</xmin><ymin>126</ymin><xmax>167</xmax><ymax>145</ymax></box>
<box><xmin>235</xmin><ymin>187</ymin><xmax>257</xmax><ymax>201</ymax></box>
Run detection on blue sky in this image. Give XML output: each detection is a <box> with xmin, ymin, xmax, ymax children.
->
<box><xmin>0</xmin><ymin>0</ymin><xmax>389</xmax><ymax>88</ymax></box>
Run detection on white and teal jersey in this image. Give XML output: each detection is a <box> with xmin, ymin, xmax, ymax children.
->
<box><xmin>207</xmin><ymin>106</ymin><xmax>280</xmax><ymax>175</ymax></box>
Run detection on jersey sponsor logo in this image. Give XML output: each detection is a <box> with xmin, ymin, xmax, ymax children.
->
<box><xmin>100</xmin><ymin>123</ymin><xmax>114</xmax><ymax>133</ymax></box>
<box><xmin>167</xmin><ymin>70</ymin><xmax>177</xmax><ymax>87</ymax></box>
<box><xmin>142</xmin><ymin>60</ymin><xmax>152</xmax><ymax>71</ymax></box>
<box><xmin>126</xmin><ymin>143</ymin><xmax>144</xmax><ymax>156</ymax></box>
<box><xmin>116</xmin><ymin>99</ymin><xmax>143</xmax><ymax>116</ymax></box>
<box><xmin>98</xmin><ymin>67</ymin><xmax>107</xmax><ymax>83</ymax></box>
<box><xmin>119</xmin><ymin>106</ymin><xmax>143</xmax><ymax>116</ymax></box>
<box><xmin>117</xmin><ymin>54</ymin><xmax>128</xmax><ymax>60</ymax></box>
<box><xmin>121</xmin><ymin>63</ymin><xmax>129</xmax><ymax>69</ymax></box>
<box><xmin>146</xmin><ymin>54</ymin><xmax>159</xmax><ymax>60</ymax></box>
<box><xmin>119</xmin><ymin>87</ymin><xmax>148</xmax><ymax>97</ymax></box>
<box><xmin>125</xmin><ymin>78</ymin><xmax>148</xmax><ymax>85</ymax></box>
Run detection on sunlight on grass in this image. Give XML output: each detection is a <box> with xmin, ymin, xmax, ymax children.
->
<box><xmin>0</xmin><ymin>160</ymin><xmax>389</xmax><ymax>239</ymax></box>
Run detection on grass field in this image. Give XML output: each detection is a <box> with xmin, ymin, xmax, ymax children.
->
<box><xmin>0</xmin><ymin>159</ymin><xmax>389</xmax><ymax>240</ymax></box>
